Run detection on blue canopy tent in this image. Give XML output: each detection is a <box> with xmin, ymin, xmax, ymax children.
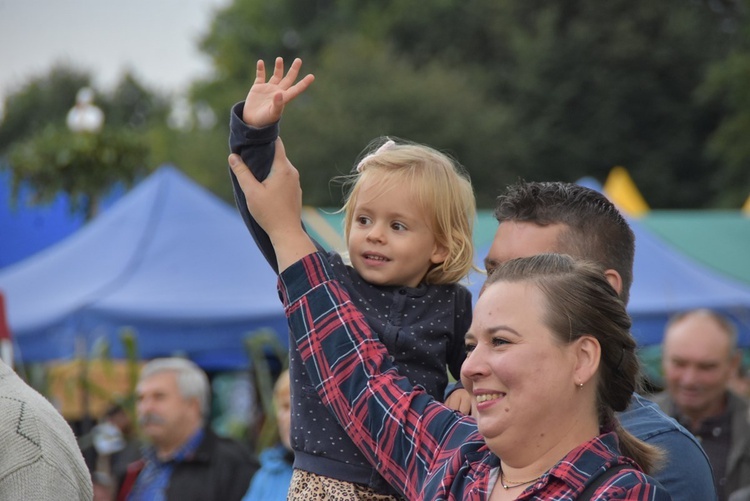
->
<box><xmin>627</xmin><ymin>218</ymin><xmax>750</xmax><ymax>347</ymax></box>
<box><xmin>0</xmin><ymin>167</ymin><xmax>122</xmax><ymax>269</ymax></box>
<box><xmin>0</xmin><ymin>166</ymin><xmax>287</xmax><ymax>370</ymax></box>
<box><xmin>464</xmin><ymin>218</ymin><xmax>750</xmax><ymax>348</ymax></box>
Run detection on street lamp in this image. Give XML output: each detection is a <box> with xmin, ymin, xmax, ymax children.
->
<box><xmin>66</xmin><ymin>87</ymin><xmax>104</xmax><ymax>133</ymax></box>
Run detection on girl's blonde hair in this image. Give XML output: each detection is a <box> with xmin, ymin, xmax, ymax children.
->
<box><xmin>339</xmin><ymin>137</ymin><xmax>476</xmax><ymax>285</ymax></box>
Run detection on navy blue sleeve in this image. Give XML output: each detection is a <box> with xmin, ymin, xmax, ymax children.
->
<box><xmin>620</xmin><ymin>393</ymin><xmax>717</xmax><ymax>500</ymax></box>
<box><xmin>227</xmin><ymin>101</ymin><xmax>324</xmax><ymax>273</ymax></box>
<box><xmin>228</xmin><ymin>101</ymin><xmax>282</xmax><ymax>272</ymax></box>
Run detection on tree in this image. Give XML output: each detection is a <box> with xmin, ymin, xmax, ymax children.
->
<box><xmin>0</xmin><ymin>65</ymin><xmax>160</xmax><ymax>218</ymax></box>
<box><xmin>0</xmin><ymin>64</ymin><xmax>90</xmax><ymax>153</ymax></box>
<box><xmin>698</xmin><ymin>0</ymin><xmax>750</xmax><ymax>207</ymax></box>
<box><xmin>194</xmin><ymin>0</ymin><xmax>744</xmax><ymax>208</ymax></box>
<box><xmin>7</xmin><ymin>126</ymin><xmax>148</xmax><ymax>219</ymax></box>
<box><xmin>383</xmin><ymin>0</ymin><xmax>739</xmax><ymax>207</ymax></box>
<box><xmin>100</xmin><ymin>72</ymin><xmax>171</xmax><ymax>130</ymax></box>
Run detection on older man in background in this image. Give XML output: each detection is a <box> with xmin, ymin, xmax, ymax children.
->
<box><xmin>118</xmin><ymin>358</ymin><xmax>257</xmax><ymax>501</ymax></box>
<box><xmin>652</xmin><ymin>309</ymin><xmax>750</xmax><ymax>501</ymax></box>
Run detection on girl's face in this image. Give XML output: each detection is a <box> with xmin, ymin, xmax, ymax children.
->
<box><xmin>347</xmin><ymin>177</ymin><xmax>447</xmax><ymax>288</ymax></box>
<box><xmin>460</xmin><ymin>280</ymin><xmax>582</xmax><ymax>455</ymax></box>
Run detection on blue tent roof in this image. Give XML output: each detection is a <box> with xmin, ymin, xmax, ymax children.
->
<box><xmin>627</xmin><ymin>218</ymin><xmax>750</xmax><ymax>347</ymax></box>
<box><xmin>1</xmin><ymin>168</ymin><xmax>86</xmax><ymax>269</ymax></box>
<box><xmin>0</xmin><ymin>166</ymin><xmax>287</xmax><ymax>370</ymax></box>
<box><xmin>0</xmin><ymin>167</ymin><xmax>124</xmax><ymax>269</ymax></box>
<box><xmin>464</xmin><ymin>217</ymin><xmax>750</xmax><ymax>348</ymax></box>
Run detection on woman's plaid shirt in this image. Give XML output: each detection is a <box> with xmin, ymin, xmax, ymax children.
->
<box><xmin>279</xmin><ymin>252</ymin><xmax>671</xmax><ymax>501</ymax></box>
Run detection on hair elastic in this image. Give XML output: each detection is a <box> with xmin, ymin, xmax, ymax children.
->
<box><xmin>356</xmin><ymin>139</ymin><xmax>396</xmax><ymax>172</ymax></box>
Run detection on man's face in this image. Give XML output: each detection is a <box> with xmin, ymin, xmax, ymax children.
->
<box><xmin>136</xmin><ymin>371</ymin><xmax>201</xmax><ymax>451</ymax></box>
<box><xmin>484</xmin><ymin>221</ymin><xmax>567</xmax><ymax>277</ymax></box>
<box><xmin>662</xmin><ymin>313</ymin><xmax>738</xmax><ymax>420</ymax></box>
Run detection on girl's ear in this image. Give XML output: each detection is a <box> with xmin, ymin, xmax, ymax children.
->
<box><xmin>430</xmin><ymin>243</ymin><xmax>450</xmax><ymax>265</ymax></box>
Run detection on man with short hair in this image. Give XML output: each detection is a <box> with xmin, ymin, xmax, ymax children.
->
<box><xmin>486</xmin><ymin>181</ymin><xmax>717</xmax><ymax>500</ymax></box>
<box><xmin>652</xmin><ymin>309</ymin><xmax>750</xmax><ymax>501</ymax></box>
<box><xmin>118</xmin><ymin>358</ymin><xmax>257</xmax><ymax>501</ymax></box>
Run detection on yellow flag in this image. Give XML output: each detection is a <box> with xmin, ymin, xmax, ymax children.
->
<box><xmin>603</xmin><ymin>166</ymin><xmax>650</xmax><ymax>217</ymax></box>
<box><xmin>743</xmin><ymin>195</ymin><xmax>750</xmax><ymax>215</ymax></box>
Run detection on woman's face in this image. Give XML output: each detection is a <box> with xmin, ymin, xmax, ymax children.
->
<box><xmin>460</xmin><ymin>280</ymin><xmax>581</xmax><ymax>455</ymax></box>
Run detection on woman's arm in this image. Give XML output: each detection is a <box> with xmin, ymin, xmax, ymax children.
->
<box><xmin>278</xmin><ymin>251</ymin><xmax>483</xmax><ymax>499</ymax></box>
<box><xmin>228</xmin><ymin>139</ymin><xmax>317</xmax><ymax>271</ymax></box>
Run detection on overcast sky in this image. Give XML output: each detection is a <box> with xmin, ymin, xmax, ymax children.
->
<box><xmin>0</xmin><ymin>0</ymin><xmax>228</xmax><ymax>116</ymax></box>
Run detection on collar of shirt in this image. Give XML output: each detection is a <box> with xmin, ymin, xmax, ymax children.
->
<box><xmin>490</xmin><ymin>432</ymin><xmax>634</xmax><ymax>497</ymax></box>
<box><xmin>128</xmin><ymin>428</ymin><xmax>205</xmax><ymax>501</ymax></box>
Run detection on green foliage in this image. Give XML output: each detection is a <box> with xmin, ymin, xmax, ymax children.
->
<box><xmin>0</xmin><ymin>64</ymin><xmax>90</xmax><ymax>152</ymax></box>
<box><xmin>192</xmin><ymin>0</ymin><xmax>747</xmax><ymax>209</ymax></box>
<box><xmin>145</xmin><ymin>123</ymin><xmax>235</xmax><ymax>202</ymax></box>
<box><xmin>0</xmin><ymin>64</ymin><xmax>169</xmax><ymax>219</ymax></box>
<box><xmin>277</xmin><ymin>37</ymin><xmax>511</xmax><ymax>207</ymax></box>
<box><xmin>3</xmin><ymin>1</ymin><xmax>750</xmax><ymax>210</ymax></box>
<box><xmin>7</xmin><ymin>125</ymin><xmax>148</xmax><ymax>218</ymax></box>
<box><xmin>244</xmin><ymin>330</ymin><xmax>287</xmax><ymax>454</ymax></box>
<box><xmin>100</xmin><ymin>72</ymin><xmax>171</xmax><ymax>130</ymax></box>
<box><xmin>697</xmin><ymin>0</ymin><xmax>750</xmax><ymax>207</ymax></box>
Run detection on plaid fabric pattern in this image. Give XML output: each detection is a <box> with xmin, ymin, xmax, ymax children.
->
<box><xmin>279</xmin><ymin>252</ymin><xmax>672</xmax><ymax>501</ymax></box>
<box><xmin>128</xmin><ymin>429</ymin><xmax>205</xmax><ymax>501</ymax></box>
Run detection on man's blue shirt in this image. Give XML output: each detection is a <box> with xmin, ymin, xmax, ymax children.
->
<box><xmin>128</xmin><ymin>429</ymin><xmax>205</xmax><ymax>501</ymax></box>
<box><xmin>621</xmin><ymin>393</ymin><xmax>717</xmax><ymax>500</ymax></box>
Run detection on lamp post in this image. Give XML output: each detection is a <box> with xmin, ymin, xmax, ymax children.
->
<box><xmin>66</xmin><ymin>87</ymin><xmax>104</xmax><ymax>133</ymax></box>
<box><xmin>66</xmin><ymin>86</ymin><xmax>104</xmax><ymax>439</ymax></box>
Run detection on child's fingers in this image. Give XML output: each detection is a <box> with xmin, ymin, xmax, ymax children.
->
<box><xmin>268</xmin><ymin>57</ymin><xmax>285</xmax><ymax>84</ymax></box>
<box><xmin>253</xmin><ymin>59</ymin><xmax>266</xmax><ymax>85</ymax></box>
<box><xmin>280</xmin><ymin>58</ymin><xmax>302</xmax><ymax>88</ymax></box>
<box><xmin>284</xmin><ymin>74</ymin><xmax>315</xmax><ymax>101</ymax></box>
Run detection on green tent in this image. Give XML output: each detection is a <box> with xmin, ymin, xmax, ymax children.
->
<box><xmin>641</xmin><ymin>211</ymin><xmax>750</xmax><ymax>286</ymax></box>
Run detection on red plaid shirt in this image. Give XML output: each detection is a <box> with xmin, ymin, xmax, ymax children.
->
<box><xmin>280</xmin><ymin>253</ymin><xmax>671</xmax><ymax>500</ymax></box>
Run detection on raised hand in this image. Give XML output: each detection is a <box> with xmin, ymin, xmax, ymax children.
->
<box><xmin>243</xmin><ymin>57</ymin><xmax>315</xmax><ymax>128</ymax></box>
<box><xmin>228</xmin><ymin>138</ymin><xmax>316</xmax><ymax>270</ymax></box>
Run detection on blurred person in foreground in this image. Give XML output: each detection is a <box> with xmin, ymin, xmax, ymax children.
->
<box><xmin>117</xmin><ymin>357</ymin><xmax>257</xmax><ymax>501</ymax></box>
<box><xmin>0</xmin><ymin>358</ymin><xmax>93</xmax><ymax>500</ymax></box>
<box><xmin>652</xmin><ymin>309</ymin><xmax>750</xmax><ymax>501</ymax></box>
<box><xmin>242</xmin><ymin>369</ymin><xmax>293</xmax><ymax>501</ymax></box>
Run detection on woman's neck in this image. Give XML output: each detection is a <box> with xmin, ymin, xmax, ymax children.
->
<box><xmin>491</xmin><ymin>417</ymin><xmax>600</xmax><ymax>495</ymax></box>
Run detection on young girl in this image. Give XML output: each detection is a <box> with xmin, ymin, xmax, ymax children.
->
<box><xmin>228</xmin><ymin>57</ymin><xmax>476</xmax><ymax>500</ymax></box>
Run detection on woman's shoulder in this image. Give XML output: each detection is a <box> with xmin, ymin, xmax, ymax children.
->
<box><xmin>592</xmin><ymin>467</ymin><xmax>671</xmax><ymax>499</ymax></box>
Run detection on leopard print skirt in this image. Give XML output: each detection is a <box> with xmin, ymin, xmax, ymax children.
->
<box><xmin>287</xmin><ymin>469</ymin><xmax>401</xmax><ymax>501</ymax></box>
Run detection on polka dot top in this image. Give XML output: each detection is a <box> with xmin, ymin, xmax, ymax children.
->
<box><xmin>287</xmin><ymin>252</ymin><xmax>472</xmax><ymax>494</ymax></box>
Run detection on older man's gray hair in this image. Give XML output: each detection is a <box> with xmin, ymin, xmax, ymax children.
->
<box><xmin>140</xmin><ymin>357</ymin><xmax>210</xmax><ymax>419</ymax></box>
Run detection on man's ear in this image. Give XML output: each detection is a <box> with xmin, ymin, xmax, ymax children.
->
<box><xmin>604</xmin><ymin>269</ymin><xmax>623</xmax><ymax>297</ymax></box>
